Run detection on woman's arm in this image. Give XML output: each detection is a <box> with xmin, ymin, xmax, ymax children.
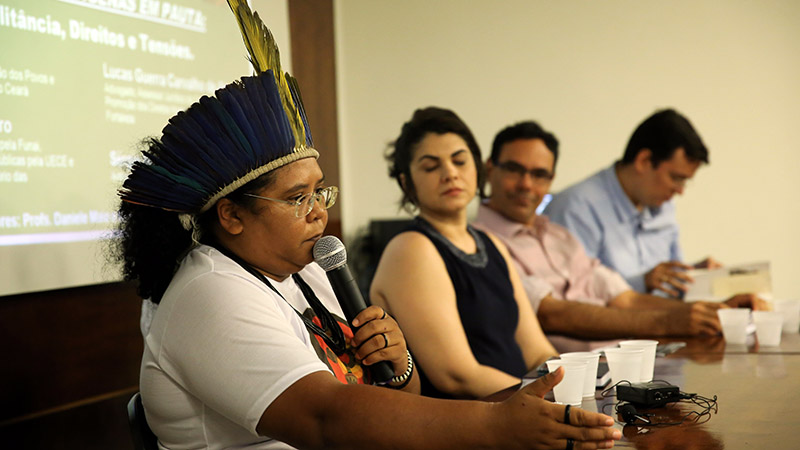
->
<box><xmin>370</xmin><ymin>231</ymin><xmax>521</xmax><ymax>398</ymax></box>
<box><xmin>486</xmin><ymin>232</ymin><xmax>558</xmax><ymax>370</ymax></box>
<box><xmin>257</xmin><ymin>368</ymin><xmax>620</xmax><ymax>449</ymax></box>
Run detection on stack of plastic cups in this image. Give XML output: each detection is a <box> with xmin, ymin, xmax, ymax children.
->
<box><xmin>603</xmin><ymin>347</ymin><xmax>644</xmax><ymax>389</ymax></box>
<box><xmin>717</xmin><ymin>308</ymin><xmax>751</xmax><ymax>344</ymax></box>
<box><xmin>774</xmin><ymin>300</ymin><xmax>800</xmax><ymax>334</ymax></box>
<box><xmin>619</xmin><ymin>340</ymin><xmax>658</xmax><ymax>382</ymax></box>
<box><xmin>545</xmin><ymin>359</ymin><xmax>588</xmax><ymax>406</ymax></box>
<box><xmin>753</xmin><ymin>311</ymin><xmax>784</xmax><ymax>347</ymax></box>
<box><xmin>560</xmin><ymin>352</ymin><xmax>601</xmax><ymax>398</ymax></box>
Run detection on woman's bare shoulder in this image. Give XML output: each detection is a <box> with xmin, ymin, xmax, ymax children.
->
<box><xmin>381</xmin><ymin>230</ymin><xmax>438</xmax><ymax>260</ymax></box>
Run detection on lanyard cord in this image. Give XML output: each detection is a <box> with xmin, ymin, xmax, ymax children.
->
<box><xmin>212</xmin><ymin>244</ymin><xmax>347</xmax><ymax>355</ymax></box>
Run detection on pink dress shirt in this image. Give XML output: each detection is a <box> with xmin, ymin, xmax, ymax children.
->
<box><xmin>473</xmin><ymin>203</ymin><xmax>630</xmax><ymax>312</ymax></box>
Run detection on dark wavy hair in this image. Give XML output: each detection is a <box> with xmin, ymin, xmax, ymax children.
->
<box><xmin>386</xmin><ymin>107</ymin><xmax>485</xmax><ymax>212</ymax></box>
<box><xmin>620</xmin><ymin>109</ymin><xmax>709</xmax><ymax>167</ymax></box>
<box><xmin>111</xmin><ymin>138</ymin><xmax>277</xmax><ymax>303</ymax></box>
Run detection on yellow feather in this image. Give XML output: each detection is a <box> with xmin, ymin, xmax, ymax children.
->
<box><xmin>227</xmin><ymin>0</ymin><xmax>307</xmax><ymax>148</ymax></box>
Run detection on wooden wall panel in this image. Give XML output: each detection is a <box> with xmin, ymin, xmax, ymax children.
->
<box><xmin>0</xmin><ymin>281</ymin><xmax>142</xmax><ymax>425</ymax></box>
<box><xmin>288</xmin><ymin>0</ymin><xmax>342</xmax><ymax>239</ymax></box>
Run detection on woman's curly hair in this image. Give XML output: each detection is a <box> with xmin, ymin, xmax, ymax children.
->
<box><xmin>110</xmin><ymin>139</ymin><xmax>278</xmax><ymax>303</ymax></box>
<box><xmin>386</xmin><ymin>106</ymin><xmax>485</xmax><ymax>213</ymax></box>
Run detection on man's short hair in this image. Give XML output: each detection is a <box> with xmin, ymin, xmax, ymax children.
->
<box><xmin>490</xmin><ymin>121</ymin><xmax>559</xmax><ymax>168</ymax></box>
<box><xmin>620</xmin><ymin>109</ymin><xmax>709</xmax><ymax>167</ymax></box>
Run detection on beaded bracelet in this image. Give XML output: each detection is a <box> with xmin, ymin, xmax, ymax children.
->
<box><xmin>385</xmin><ymin>350</ymin><xmax>414</xmax><ymax>389</ymax></box>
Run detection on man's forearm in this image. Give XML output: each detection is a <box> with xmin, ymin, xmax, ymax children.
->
<box><xmin>609</xmin><ymin>290</ymin><xmax>683</xmax><ymax>310</ymax></box>
<box><xmin>537</xmin><ymin>296</ymin><xmax>672</xmax><ymax>339</ymax></box>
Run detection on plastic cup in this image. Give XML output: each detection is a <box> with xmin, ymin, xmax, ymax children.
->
<box><xmin>603</xmin><ymin>348</ymin><xmax>644</xmax><ymax>387</ymax></box>
<box><xmin>753</xmin><ymin>311</ymin><xmax>783</xmax><ymax>347</ymax></box>
<box><xmin>717</xmin><ymin>308</ymin><xmax>750</xmax><ymax>344</ymax></box>
<box><xmin>619</xmin><ymin>340</ymin><xmax>658</xmax><ymax>382</ymax></box>
<box><xmin>546</xmin><ymin>359</ymin><xmax>587</xmax><ymax>406</ymax></box>
<box><xmin>774</xmin><ymin>300</ymin><xmax>800</xmax><ymax>334</ymax></box>
<box><xmin>560</xmin><ymin>352</ymin><xmax>600</xmax><ymax>398</ymax></box>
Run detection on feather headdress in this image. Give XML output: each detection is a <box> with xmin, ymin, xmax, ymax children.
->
<box><xmin>119</xmin><ymin>0</ymin><xmax>316</xmax><ymax>215</ymax></box>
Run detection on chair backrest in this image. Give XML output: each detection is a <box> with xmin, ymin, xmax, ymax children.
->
<box><xmin>127</xmin><ymin>392</ymin><xmax>159</xmax><ymax>450</ymax></box>
<box><xmin>353</xmin><ymin>218</ymin><xmax>414</xmax><ymax>299</ymax></box>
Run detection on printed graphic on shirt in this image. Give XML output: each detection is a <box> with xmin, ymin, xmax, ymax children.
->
<box><xmin>302</xmin><ymin>308</ymin><xmax>370</xmax><ymax>385</ymax></box>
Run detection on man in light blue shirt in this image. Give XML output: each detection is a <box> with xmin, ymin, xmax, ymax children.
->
<box><xmin>544</xmin><ymin>109</ymin><xmax>719</xmax><ymax>295</ymax></box>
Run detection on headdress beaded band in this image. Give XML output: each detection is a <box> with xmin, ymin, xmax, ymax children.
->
<box><xmin>118</xmin><ymin>0</ymin><xmax>317</xmax><ymax>223</ymax></box>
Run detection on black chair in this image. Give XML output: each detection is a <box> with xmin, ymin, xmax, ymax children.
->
<box><xmin>127</xmin><ymin>392</ymin><xmax>158</xmax><ymax>450</ymax></box>
<box><xmin>352</xmin><ymin>218</ymin><xmax>414</xmax><ymax>299</ymax></box>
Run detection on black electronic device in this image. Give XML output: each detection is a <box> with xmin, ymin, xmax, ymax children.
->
<box><xmin>617</xmin><ymin>402</ymin><xmax>654</xmax><ymax>425</ymax></box>
<box><xmin>616</xmin><ymin>381</ymin><xmax>681</xmax><ymax>408</ymax></box>
<box><xmin>609</xmin><ymin>381</ymin><xmax>718</xmax><ymax>427</ymax></box>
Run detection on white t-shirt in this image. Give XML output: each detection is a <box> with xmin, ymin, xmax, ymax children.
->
<box><xmin>140</xmin><ymin>245</ymin><xmax>352</xmax><ymax>449</ymax></box>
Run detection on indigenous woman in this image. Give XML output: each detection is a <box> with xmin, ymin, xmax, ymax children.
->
<box><xmin>114</xmin><ymin>2</ymin><xmax>619</xmax><ymax>449</ymax></box>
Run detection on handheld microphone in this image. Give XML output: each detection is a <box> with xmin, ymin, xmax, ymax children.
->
<box><xmin>313</xmin><ymin>235</ymin><xmax>395</xmax><ymax>383</ymax></box>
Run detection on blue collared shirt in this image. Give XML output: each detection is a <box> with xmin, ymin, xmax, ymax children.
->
<box><xmin>543</xmin><ymin>164</ymin><xmax>682</xmax><ymax>292</ymax></box>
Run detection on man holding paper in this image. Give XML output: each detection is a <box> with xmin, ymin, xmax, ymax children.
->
<box><xmin>474</xmin><ymin>120</ymin><xmax>765</xmax><ymax>341</ymax></box>
<box><xmin>544</xmin><ymin>109</ymin><xmax>719</xmax><ymax>297</ymax></box>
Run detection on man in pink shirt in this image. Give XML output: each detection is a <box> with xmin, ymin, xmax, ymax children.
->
<box><xmin>473</xmin><ymin>121</ymin><xmax>763</xmax><ymax>341</ymax></box>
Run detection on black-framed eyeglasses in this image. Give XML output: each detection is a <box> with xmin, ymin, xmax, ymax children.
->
<box><xmin>245</xmin><ymin>186</ymin><xmax>339</xmax><ymax>218</ymax></box>
<box><xmin>496</xmin><ymin>161</ymin><xmax>554</xmax><ymax>184</ymax></box>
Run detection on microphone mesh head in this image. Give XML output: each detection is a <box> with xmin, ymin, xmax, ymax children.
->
<box><xmin>313</xmin><ymin>235</ymin><xmax>347</xmax><ymax>271</ymax></box>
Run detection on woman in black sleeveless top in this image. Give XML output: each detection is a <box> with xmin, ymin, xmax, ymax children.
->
<box><xmin>371</xmin><ymin>107</ymin><xmax>557</xmax><ymax>399</ymax></box>
<box><xmin>406</xmin><ymin>217</ymin><xmax>528</xmax><ymax>398</ymax></box>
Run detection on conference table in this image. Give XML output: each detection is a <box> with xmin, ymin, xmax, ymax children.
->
<box><xmin>492</xmin><ymin>333</ymin><xmax>800</xmax><ymax>449</ymax></box>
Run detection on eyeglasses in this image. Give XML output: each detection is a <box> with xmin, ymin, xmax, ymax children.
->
<box><xmin>496</xmin><ymin>161</ymin><xmax>554</xmax><ymax>185</ymax></box>
<box><xmin>244</xmin><ymin>186</ymin><xmax>339</xmax><ymax>218</ymax></box>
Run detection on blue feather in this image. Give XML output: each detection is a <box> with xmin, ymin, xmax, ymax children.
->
<box><xmin>163</xmin><ymin>112</ymin><xmax>234</xmax><ymax>184</ymax></box>
<box><xmin>120</xmin><ymin>7</ymin><xmax>317</xmax><ymax>213</ymax></box>
<box><xmin>217</xmin><ymin>85</ymin><xmax>260</xmax><ymax>163</ymax></box>
<box><xmin>259</xmin><ymin>73</ymin><xmax>295</xmax><ymax>151</ymax></box>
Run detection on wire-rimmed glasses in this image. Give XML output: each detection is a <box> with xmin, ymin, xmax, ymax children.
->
<box><xmin>244</xmin><ymin>186</ymin><xmax>338</xmax><ymax>218</ymax></box>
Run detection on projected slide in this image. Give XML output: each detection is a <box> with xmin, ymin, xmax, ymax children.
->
<box><xmin>0</xmin><ymin>0</ymin><xmax>289</xmax><ymax>295</ymax></box>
